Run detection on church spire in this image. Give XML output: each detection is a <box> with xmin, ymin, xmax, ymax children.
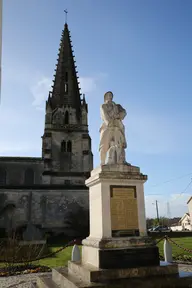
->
<box><xmin>50</xmin><ymin>21</ymin><xmax>81</xmax><ymax>118</ymax></box>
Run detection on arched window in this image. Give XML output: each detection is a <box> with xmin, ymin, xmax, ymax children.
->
<box><xmin>24</xmin><ymin>168</ymin><xmax>34</xmax><ymax>185</ymax></box>
<box><xmin>64</xmin><ymin>111</ymin><xmax>69</xmax><ymax>124</ymax></box>
<box><xmin>0</xmin><ymin>168</ymin><xmax>6</xmax><ymax>185</ymax></box>
<box><xmin>67</xmin><ymin>140</ymin><xmax>72</xmax><ymax>152</ymax></box>
<box><xmin>61</xmin><ymin>140</ymin><xmax>66</xmax><ymax>152</ymax></box>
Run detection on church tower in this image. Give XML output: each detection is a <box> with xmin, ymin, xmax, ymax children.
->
<box><xmin>42</xmin><ymin>22</ymin><xmax>93</xmax><ymax>185</ymax></box>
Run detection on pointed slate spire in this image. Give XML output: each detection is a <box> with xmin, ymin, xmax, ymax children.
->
<box><xmin>50</xmin><ymin>23</ymin><xmax>81</xmax><ymax>118</ymax></box>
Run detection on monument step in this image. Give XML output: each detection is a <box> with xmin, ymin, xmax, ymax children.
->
<box><xmin>36</xmin><ymin>275</ymin><xmax>59</xmax><ymax>288</ymax></box>
<box><xmin>68</xmin><ymin>261</ymin><xmax>179</xmax><ymax>283</ymax></box>
<box><xmin>52</xmin><ymin>267</ymin><xmax>101</xmax><ymax>288</ymax></box>
<box><xmin>37</xmin><ymin>267</ymin><xmax>192</xmax><ymax>288</ymax></box>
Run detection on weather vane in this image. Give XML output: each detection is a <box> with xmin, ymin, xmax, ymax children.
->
<box><xmin>64</xmin><ymin>9</ymin><xmax>68</xmax><ymax>23</ymax></box>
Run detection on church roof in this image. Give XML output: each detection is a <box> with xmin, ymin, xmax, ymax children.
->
<box><xmin>0</xmin><ymin>156</ymin><xmax>42</xmax><ymax>163</ymax></box>
<box><xmin>179</xmin><ymin>212</ymin><xmax>190</xmax><ymax>223</ymax></box>
<box><xmin>49</xmin><ymin>23</ymin><xmax>81</xmax><ymax>118</ymax></box>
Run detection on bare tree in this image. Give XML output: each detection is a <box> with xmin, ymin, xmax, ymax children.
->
<box><xmin>64</xmin><ymin>202</ymin><xmax>89</xmax><ymax>237</ymax></box>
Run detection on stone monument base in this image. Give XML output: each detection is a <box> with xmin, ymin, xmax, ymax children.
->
<box><xmin>36</xmin><ymin>261</ymin><xmax>192</xmax><ymax>288</ymax></box>
<box><xmin>82</xmin><ymin>236</ymin><xmax>160</xmax><ymax>269</ymax></box>
<box><xmin>66</xmin><ymin>261</ymin><xmax>179</xmax><ymax>282</ymax></box>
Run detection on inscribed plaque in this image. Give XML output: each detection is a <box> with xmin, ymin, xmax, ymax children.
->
<box><xmin>110</xmin><ymin>186</ymin><xmax>138</xmax><ymax>231</ymax></box>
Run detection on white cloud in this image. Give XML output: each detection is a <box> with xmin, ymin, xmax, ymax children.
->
<box><xmin>30</xmin><ymin>73</ymin><xmax>107</xmax><ymax>109</ymax></box>
<box><xmin>79</xmin><ymin>73</ymin><xmax>108</xmax><ymax>94</ymax></box>
<box><xmin>79</xmin><ymin>77</ymin><xmax>97</xmax><ymax>93</ymax></box>
<box><xmin>31</xmin><ymin>76</ymin><xmax>52</xmax><ymax>108</ymax></box>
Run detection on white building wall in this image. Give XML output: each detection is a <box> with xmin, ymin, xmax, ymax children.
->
<box><xmin>171</xmin><ymin>225</ymin><xmax>192</xmax><ymax>232</ymax></box>
<box><xmin>188</xmin><ymin>198</ymin><xmax>192</xmax><ymax>229</ymax></box>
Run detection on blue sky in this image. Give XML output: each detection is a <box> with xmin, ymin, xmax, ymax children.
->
<box><xmin>1</xmin><ymin>0</ymin><xmax>192</xmax><ymax>218</ymax></box>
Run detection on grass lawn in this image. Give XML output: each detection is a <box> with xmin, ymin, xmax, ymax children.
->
<box><xmin>40</xmin><ymin>237</ymin><xmax>192</xmax><ymax>267</ymax></box>
<box><xmin>34</xmin><ymin>245</ymin><xmax>81</xmax><ymax>268</ymax></box>
<box><xmin>39</xmin><ymin>238</ymin><xmax>192</xmax><ymax>267</ymax></box>
<box><xmin>0</xmin><ymin>245</ymin><xmax>81</xmax><ymax>269</ymax></box>
<box><xmin>156</xmin><ymin>237</ymin><xmax>192</xmax><ymax>258</ymax></box>
<box><xmin>0</xmin><ymin>237</ymin><xmax>192</xmax><ymax>269</ymax></box>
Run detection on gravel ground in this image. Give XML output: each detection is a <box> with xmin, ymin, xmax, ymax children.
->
<box><xmin>178</xmin><ymin>263</ymin><xmax>192</xmax><ymax>272</ymax></box>
<box><xmin>1</xmin><ymin>264</ymin><xmax>192</xmax><ymax>288</ymax></box>
<box><xmin>0</xmin><ymin>272</ymin><xmax>51</xmax><ymax>288</ymax></box>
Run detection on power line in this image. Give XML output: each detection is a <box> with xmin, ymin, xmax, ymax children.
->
<box><xmin>146</xmin><ymin>179</ymin><xmax>192</xmax><ymax>205</ymax></box>
<box><xmin>170</xmin><ymin>179</ymin><xmax>192</xmax><ymax>203</ymax></box>
<box><xmin>145</xmin><ymin>194</ymin><xmax>162</xmax><ymax>196</ymax></box>
<box><xmin>150</xmin><ymin>173</ymin><xmax>192</xmax><ymax>188</ymax></box>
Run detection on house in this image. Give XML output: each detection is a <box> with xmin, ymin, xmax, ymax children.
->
<box><xmin>170</xmin><ymin>212</ymin><xmax>191</xmax><ymax>231</ymax></box>
<box><xmin>187</xmin><ymin>196</ymin><xmax>192</xmax><ymax>228</ymax></box>
<box><xmin>179</xmin><ymin>213</ymin><xmax>191</xmax><ymax>231</ymax></box>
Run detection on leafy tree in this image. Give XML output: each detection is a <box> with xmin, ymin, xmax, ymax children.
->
<box><xmin>152</xmin><ymin>218</ymin><xmax>159</xmax><ymax>227</ymax></box>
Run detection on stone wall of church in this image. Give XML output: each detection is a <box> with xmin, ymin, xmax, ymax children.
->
<box><xmin>0</xmin><ymin>189</ymin><xmax>89</xmax><ymax>232</ymax></box>
<box><xmin>0</xmin><ymin>157</ymin><xmax>43</xmax><ymax>185</ymax></box>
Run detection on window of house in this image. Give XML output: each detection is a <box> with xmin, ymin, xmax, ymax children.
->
<box><xmin>24</xmin><ymin>168</ymin><xmax>34</xmax><ymax>185</ymax></box>
<box><xmin>64</xmin><ymin>111</ymin><xmax>69</xmax><ymax>124</ymax></box>
<box><xmin>0</xmin><ymin>168</ymin><xmax>6</xmax><ymax>185</ymax></box>
<box><xmin>67</xmin><ymin>140</ymin><xmax>72</xmax><ymax>152</ymax></box>
<box><xmin>61</xmin><ymin>140</ymin><xmax>66</xmax><ymax>152</ymax></box>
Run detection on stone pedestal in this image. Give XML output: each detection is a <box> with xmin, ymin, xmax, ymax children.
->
<box><xmin>86</xmin><ymin>164</ymin><xmax>148</xmax><ymax>239</ymax></box>
<box><xmin>81</xmin><ymin>164</ymin><xmax>160</xmax><ymax>269</ymax></box>
<box><xmin>82</xmin><ymin>237</ymin><xmax>159</xmax><ymax>269</ymax></box>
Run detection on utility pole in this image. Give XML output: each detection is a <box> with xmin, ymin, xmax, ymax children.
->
<box><xmin>167</xmin><ymin>202</ymin><xmax>171</xmax><ymax>227</ymax></box>
<box><xmin>155</xmin><ymin>200</ymin><xmax>159</xmax><ymax>224</ymax></box>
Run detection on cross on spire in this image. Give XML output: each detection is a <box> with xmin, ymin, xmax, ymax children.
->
<box><xmin>64</xmin><ymin>9</ymin><xmax>68</xmax><ymax>23</ymax></box>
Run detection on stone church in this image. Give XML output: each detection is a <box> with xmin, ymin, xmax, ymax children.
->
<box><xmin>0</xmin><ymin>21</ymin><xmax>93</xmax><ymax>237</ymax></box>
